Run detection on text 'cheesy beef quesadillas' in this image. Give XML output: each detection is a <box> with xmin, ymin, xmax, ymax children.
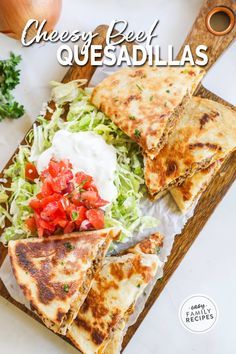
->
<box><xmin>68</xmin><ymin>233</ymin><xmax>163</xmax><ymax>354</ymax></box>
<box><xmin>8</xmin><ymin>228</ymin><xmax>120</xmax><ymax>335</ymax></box>
<box><xmin>91</xmin><ymin>66</ymin><xmax>204</xmax><ymax>158</ymax></box>
<box><xmin>144</xmin><ymin>97</ymin><xmax>236</xmax><ymax>199</ymax></box>
<box><xmin>170</xmin><ymin>159</ymin><xmax>223</xmax><ymax>213</ymax></box>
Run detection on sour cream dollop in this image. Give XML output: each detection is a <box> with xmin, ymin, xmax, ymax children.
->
<box><xmin>36</xmin><ymin>130</ymin><xmax>117</xmax><ymax>203</ymax></box>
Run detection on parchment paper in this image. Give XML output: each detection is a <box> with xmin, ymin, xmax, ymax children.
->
<box><xmin>0</xmin><ymin>59</ymin><xmax>198</xmax><ymax>349</ymax></box>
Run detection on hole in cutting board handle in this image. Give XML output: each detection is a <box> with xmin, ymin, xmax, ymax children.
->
<box><xmin>206</xmin><ymin>6</ymin><xmax>235</xmax><ymax>36</ymax></box>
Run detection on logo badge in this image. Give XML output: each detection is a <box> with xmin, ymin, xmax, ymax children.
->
<box><xmin>179</xmin><ymin>294</ymin><xmax>218</xmax><ymax>333</ymax></box>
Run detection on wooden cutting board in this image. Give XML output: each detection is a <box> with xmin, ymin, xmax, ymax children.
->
<box><xmin>0</xmin><ymin>0</ymin><xmax>236</xmax><ymax>351</ymax></box>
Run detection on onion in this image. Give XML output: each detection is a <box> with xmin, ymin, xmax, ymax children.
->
<box><xmin>0</xmin><ymin>0</ymin><xmax>62</xmax><ymax>40</ymax></box>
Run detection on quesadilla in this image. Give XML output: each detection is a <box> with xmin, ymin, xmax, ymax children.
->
<box><xmin>68</xmin><ymin>233</ymin><xmax>163</xmax><ymax>354</ymax></box>
<box><xmin>102</xmin><ymin>319</ymin><xmax>126</xmax><ymax>354</ymax></box>
<box><xmin>170</xmin><ymin>159</ymin><xmax>223</xmax><ymax>213</ymax></box>
<box><xmin>144</xmin><ymin>97</ymin><xmax>236</xmax><ymax>199</ymax></box>
<box><xmin>91</xmin><ymin>66</ymin><xmax>204</xmax><ymax>158</ymax></box>
<box><xmin>8</xmin><ymin>228</ymin><xmax>120</xmax><ymax>335</ymax></box>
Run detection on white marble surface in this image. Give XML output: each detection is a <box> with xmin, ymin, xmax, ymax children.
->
<box><xmin>0</xmin><ymin>1</ymin><xmax>235</xmax><ymax>353</ymax></box>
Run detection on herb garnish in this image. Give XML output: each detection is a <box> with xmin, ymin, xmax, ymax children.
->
<box><xmin>166</xmin><ymin>89</ymin><xmax>170</xmax><ymax>93</ymax></box>
<box><xmin>149</xmin><ymin>95</ymin><xmax>153</xmax><ymax>102</ymax></box>
<box><xmin>63</xmin><ymin>284</ymin><xmax>69</xmax><ymax>293</ymax></box>
<box><xmin>0</xmin><ymin>53</ymin><xmax>25</xmax><ymax>121</ymax></box>
<box><xmin>134</xmin><ymin>129</ymin><xmax>141</xmax><ymax>138</ymax></box>
<box><xmin>64</xmin><ymin>242</ymin><xmax>75</xmax><ymax>251</ymax></box>
<box><xmin>71</xmin><ymin>211</ymin><xmax>78</xmax><ymax>221</ymax></box>
<box><xmin>136</xmin><ymin>83</ymin><xmax>144</xmax><ymax>92</ymax></box>
<box><xmin>129</xmin><ymin>115</ymin><xmax>136</xmax><ymax>120</ymax></box>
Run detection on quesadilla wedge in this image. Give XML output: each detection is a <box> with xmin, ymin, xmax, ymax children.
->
<box><xmin>91</xmin><ymin>66</ymin><xmax>204</xmax><ymax>158</ymax></box>
<box><xmin>8</xmin><ymin>228</ymin><xmax>120</xmax><ymax>335</ymax></box>
<box><xmin>170</xmin><ymin>159</ymin><xmax>223</xmax><ymax>213</ymax></box>
<box><xmin>144</xmin><ymin>97</ymin><xmax>236</xmax><ymax>199</ymax></box>
<box><xmin>67</xmin><ymin>233</ymin><xmax>163</xmax><ymax>354</ymax></box>
<box><xmin>102</xmin><ymin>319</ymin><xmax>126</xmax><ymax>354</ymax></box>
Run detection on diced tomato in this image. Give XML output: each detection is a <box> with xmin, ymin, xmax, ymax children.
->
<box><xmin>34</xmin><ymin>214</ymin><xmax>46</xmax><ymax>238</ymax></box>
<box><xmin>51</xmin><ymin>175</ymin><xmax>68</xmax><ymax>193</ymax></box>
<box><xmin>25</xmin><ymin>216</ymin><xmax>37</xmax><ymax>232</ymax></box>
<box><xmin>28</xmin><ymin>158</ymin><xmax>106</xmax><ymax>238</ymax></box>
<box><xmin>80</xmin><ymin>191</ymin><xmax>108</xmax><ymax>208</ymax></box>
<box><xmin>75</xmin><ymin>172</ymin><xmax>93</xmax><ymax>189</ymax></box>
<box><xmin>93</xmin><ymin>197</ymin><xmax>109</xmax><ymax>208</ymax></box>
<box><xmin>64</xmin><ymin>221</ymin><xmax>75</xmax><ymax>234</ymax></box>
<box><xmin>74</xmin><ymin>206</ymin><xmax>87</xmax><ymax>227</ymax></box>
<box><xmin>41</xmin><ymin>180</ymin><xmax>54</xmax><ymax>197</ymax></box>
<box><xmin>36</xmin><ymin>192</ymin><xmax>43</xmax><ymax>200</ymax></box>
<box><xmin>71</xmin><ymin>193</ymin><xmax>83</xmax><ymax>207</ymax></box>
<box><xmin>86</xmin><ymin>184</ymin><xmax>98</xmax><ymax>193</ymax></box>
<box><xmin>86</xmin><ymin>209</ymin><xmax>104</xmax><ymax>229</ymax></box>
<box><xmin>80</xmin><ymin>191</ymin><xmax>98</xmax><ymax>205</ymax></box>
<box><xmin>38</xmin><ymin>227</ymin><xmax>44</xmax><ymax>238</ymax></box>
<box><xmin>59</xmin><ymin>159</ymin><xmax>72</xmax><ymax>172</ymax></box>
<box><xmin>40</xmin><ymin>201</ymin><xmax>59</xmax><ymax>221</ymax></box>
<box><xmin>40</xmin><ymin>169</ymin><xmax>50</xmax><ymax>181</ymax></box>
<box><xmin>38</xmin><ymin>218</ymin><xmax>55</xmax><ymax>232</ymax></box>
<box><xmin>64</xmin><ymin>169</ymin><xmax>73</xmax><ymax>183</ymax></box>
<box><xmin>62</xmin><ymin>181</ymin><xmax>74</xmax><ymax>195</ymax></box>
<box><xmin>48</xmin><ymin>159</ymin><xmax>61</xmax><ymax>177</ymax></box>
<box><xmin>56</xmin><ymin>218</ymin><xmax>68</xmax><ymax>228</ymax></box>
<box><xmin>58</xmin><ymin>196</ymin><xmax>70</xmax><ymax>211</ymax></box>
<box><xmin>25</xmin><ymin>163</ymin><xmax>39</xmax><ymax>182</ymax></box>
<box><xmin>29</xmin><ymin>198</ymin><xmax>42</xmax><ymax>212</ymax></box>
<box><xmin>40</xmin><ymin>194</ymin><xmax>61</xmax><ymax>208</ymax></box>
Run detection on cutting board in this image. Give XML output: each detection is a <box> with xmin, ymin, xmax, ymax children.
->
<box><xmin>0</xmin><ymin>0</ymin><xmax>236</xmax><ymax>352</ymax></box>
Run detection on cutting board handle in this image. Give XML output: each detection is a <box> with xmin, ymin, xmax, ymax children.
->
<box><xmin>177</xmin><ymin>0</ymin><xmax>236</xmax><ymax>72</ymax></box>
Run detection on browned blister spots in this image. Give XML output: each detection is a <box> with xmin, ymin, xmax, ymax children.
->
<box><xmin>82</xmin><ymin>288</ymin><xmax>109</xmax><ymax>319</ymax></box>
<box><xmin>110</xmin><ymin>263</ymin><xmax>125</xmax><ymax>282</ymax></box>
<box><xmin>124</xmin><ymin>94</ymin><xmax>141</xmax><ymax>104</ymax></box>
<box><xmin>75</xmin><ymin>317</ymin><xmax>92</xmax><ymax>332</ymax></box>
<box><xmin>200</xmin><ymin>111</ymin><xmax>219</xmax><ymax>129</ymax></box>
<box><xmin>166</xmin><ymin>160</ymin><xmax>178</xmax><ymax>177</ymax></box>
<box><xmin>138</xmin><ymin>233</ymin><xmax>163</xmax><ymax>253</ymax></box>
<box><xmin>189</xmin><ymin>142</ymin><xmax>221</xmax><ymax>151</ymax></box>
<box><xmin>178</xmin><ymin>179</ymin><xmax>194</xmax><ymax>201</ymax></box>
<box><xmin>92</xmin><ymin>329</ymin><xmax>106</xmax><ymax>345</ymax></box>
<box><xmin>57</xmin><ymin>308</ymin><xmax>66</xmax><ymax>322</ymax></box>
<box><xmin>129</xmin><ymin>69</ymin><xmax>146</xmax><ymax>78</ymax></box>
<box><xmin>15</xmin><ymin>242</ymin><xmax>80</xmax><ymax>305</ymax></box>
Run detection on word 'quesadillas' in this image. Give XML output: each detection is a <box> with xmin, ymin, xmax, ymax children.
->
<box><xmin>8</xmin><ymin>228</ymin><xmax>120</xmax><ymax>335</ymax></box>
<box><xmin>170</xmin><ymin>159</ymin><xmax>223</xmax><ymax>213</ymax></box>
<box><xmin>144</xmin><ymin>97</ymin><xmax>236</xmax><ymax>199</ymax></box>
<box><xmin>68</xmin><ymin>233</ymin><xmax>163</xmax><ymax>354</ymax></box>
<box><xmin>91</xmin><ymin>66</ymin><xmax>204</xmax><ymax>158</ymax></box>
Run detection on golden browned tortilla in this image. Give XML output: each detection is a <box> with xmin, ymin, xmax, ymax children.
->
<box><xmin>91</xmin><ymin>66</ymin><xmax>204</xmax><ymax>158</ymax></box>
<box><xmin>67</xmin><ymin>233</ymin><xmax>163</xmax><ymax>354</ymax></box>
<box><xmin>144</xmin><ymin>97</ymin><xmax>236</xmax><ymax>199</ymax></box>
<box><xmin>170</xmin><ymin>159</ymin><xmax>223</xmax><ymax>213</ymax></box>
<box><xmin>8</xmin><ymin>228</ymin><xmax>120</xmax><ymax>335</ymax></box>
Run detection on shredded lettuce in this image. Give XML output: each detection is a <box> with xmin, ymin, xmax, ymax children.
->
<box><xmin>0</xmin><ymin>145</ymin><xmax>41</xmax><ymax>242</ymax></box>
<box><xmin>0</xmin><ymin>81</ymin><xmax>158</xmax><ymax>243</ymax></box>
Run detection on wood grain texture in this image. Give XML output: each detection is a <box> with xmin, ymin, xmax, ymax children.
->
<box><xmin>177</xmin><ymin>0</ymin><xmax>236</xmax><ymax>70</ymax></box>
<box><xmin>0</xmin><ymin>0</ymin><xmax>236</xmax><ymax>352</ymax></box>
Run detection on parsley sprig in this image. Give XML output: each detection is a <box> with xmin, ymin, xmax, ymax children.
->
<box><xmin>0</xmin><ymin>53</ymin><xmax>25</xmax><ymax>121</ymax></box>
